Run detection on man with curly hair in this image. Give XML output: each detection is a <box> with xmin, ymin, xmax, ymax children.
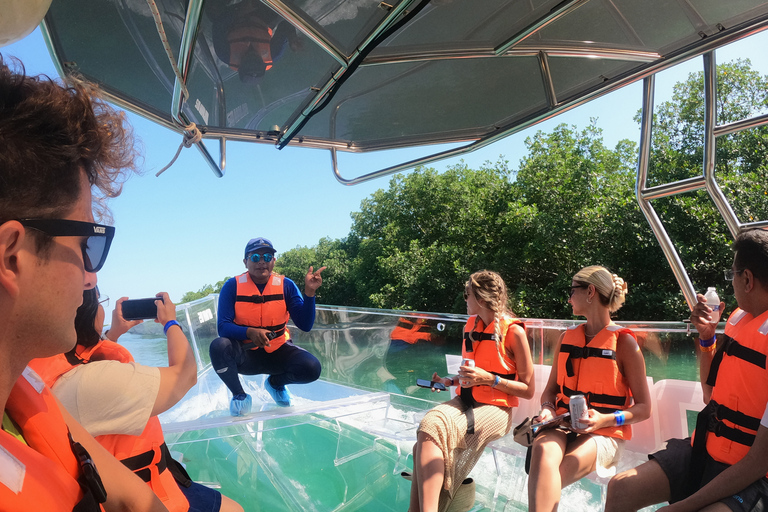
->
<box><xmin>0</xmin><ymin>55</ymin><xmax>165</xmax><ymax>511</ymax></box>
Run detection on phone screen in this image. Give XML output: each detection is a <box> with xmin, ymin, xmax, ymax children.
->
<box><xmin>416</xmin><ymin>379</ymin><xmax>447</xmax><ymax>391</ymax></box>
<box><xmin>121</xmin><ymin>297</ymin><xmax>161</xmax><ymax>320</ymax></box>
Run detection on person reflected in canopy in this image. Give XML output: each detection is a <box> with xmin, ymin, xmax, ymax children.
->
<box><xmin>209</xmin><ymin>0</ymin><xmax>302</xmax><ymax>84</ymax></box>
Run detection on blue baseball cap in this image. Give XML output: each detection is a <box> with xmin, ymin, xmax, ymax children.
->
<box><xmin>244</xmin><ymin>237</ymin><xmax>276</xmax><ymax>258</ymax></box>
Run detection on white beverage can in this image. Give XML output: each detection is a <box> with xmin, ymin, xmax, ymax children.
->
<box><xmin>569</xmin><ymin>394</ymin><xmax>588</xmax><ymax>430</ymax></box>
<box><xmin>460</xmin><ymin>358</ymin><xmax>475</xmax><ymax>387</ymax></box>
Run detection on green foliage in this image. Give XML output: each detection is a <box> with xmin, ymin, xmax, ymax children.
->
<box><xmin>179</xmin><ymin>278</ymin><xmax>230</xmax><ymax>304</ymax></box>
<box><xmin>180</xmin><ymin>59</ymin><xmax>767</xmax><ymax>321</ymax></box>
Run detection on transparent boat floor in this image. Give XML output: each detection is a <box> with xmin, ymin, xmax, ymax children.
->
<box><xmin>121</xmin><ymin>297</ymin><xmax>695</xmax><ymax>511</ymax></box>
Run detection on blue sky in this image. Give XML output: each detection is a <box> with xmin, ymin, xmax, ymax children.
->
<box><xmin>3</xmin><ymin>27</ymin><xmax>768</xmax><ymax>318</ymax></box>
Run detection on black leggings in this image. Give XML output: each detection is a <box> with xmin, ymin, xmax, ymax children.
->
<box><xmin>209</xmin><ymin>337</ymin><xmax>322</xmax><ymax>395</ymax></box>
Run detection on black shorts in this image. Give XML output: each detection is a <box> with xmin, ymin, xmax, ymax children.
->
<box><xmin>650</xmin><ymin>437</ymin><xmax>768</xmax><ymax>511</ymax></box>
<box><xmin>179</xmin><ymin>481</ymin><xmax>223</xmax><ymax>512</ymax></box>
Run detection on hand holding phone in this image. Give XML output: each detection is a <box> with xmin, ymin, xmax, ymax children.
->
<box><xmin>121</xmin><ymin>296</ymin><xmax>163</xmax><ymax>321</ymax></box>
<box><xmin>416</xmin><ymin>379</ymin><xmax>447</xmax><ymax>391</ymax></box>
<box><xmin>531</xmin><ymin>412</ymin><xmax>571</xmax><ymax>433</ymax></box>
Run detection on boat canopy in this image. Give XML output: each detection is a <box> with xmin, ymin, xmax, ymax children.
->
<box><xmin>40</xmin><ymin>0</ymin><xmax>768</xmax><ymax>182</ymax></box>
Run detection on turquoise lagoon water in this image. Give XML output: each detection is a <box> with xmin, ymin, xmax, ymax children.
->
<box><xmin>119</xmin><ymin>303</ymin><xmax>704</xmax><ymax>511</ymax></box>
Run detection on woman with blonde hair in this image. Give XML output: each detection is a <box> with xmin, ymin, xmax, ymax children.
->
<box><xmin>527</xmin><ymin>265</ymin><xmax>651</xmax><ymax>511</ymax></box>
<box><xmin>408</xmin><ymin>270</ymin><xmax>534</xmax><ymax>512</ymax></box>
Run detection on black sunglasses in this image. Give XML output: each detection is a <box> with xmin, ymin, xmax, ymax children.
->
<box><xmin>569</xmin><ymin>284</ymin><xmax>588</xmax><ymax>297</ymax></box>
<box><xmin>249</xmin><ymin>252</ymin><xmax>274</xmax><ymax>263</ymax></box>
<box><xmin>19</xmin><ymin>219</ymin><xmax>115</xmax><ymax>272</ymax></box>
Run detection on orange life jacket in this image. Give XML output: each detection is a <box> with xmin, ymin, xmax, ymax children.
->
<box><xmin>1</xmin><ymin>368</ymin><xmax>103</xmax><ymax>511</ymax></box>
<box><xmin>233</xmin><ymin>271</ymin><xmax>291</xmax><ymax>353</ymax></box>
<box><xmin>460</xmin><ymin>314</ymin><xmax>522</xmax><ymax>408</ymax></box>
<box><xmin>30</xmin><ymin>340</ymin><xmax>191</xmax><ymax>512</ymax></box>
<box><xmin>390</xmin><ymin>317</ymin><xmax>433</xmax><ymax>344</ymax></box>
<box><xmin>700</xmin><ymin>308</ymin><xmax>768</xmax><ymax>472</ymax></box>
<box><xmin>227</xmin><ymin>17</ymin><xmax>274</xmax><ymax>71</ymax></box>
<box><xmin>555</xmin><ymin>324</ymin><xmax>634</xmax><ymax>440</ymax></box>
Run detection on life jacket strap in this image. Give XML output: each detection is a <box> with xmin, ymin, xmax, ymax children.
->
<box><xmin>559</xmin><ymin>385</ymin><xmax>627</xmax><ymax>409</ymax></box>
<box><xmin>707</xmin><ymin>335</ymin><xmax>767</xmax><ymax>387</ymax></box>
<box><xmin>241</xmin><ymin>327</ymin><xmax>287</xmax><ymax>349</ymax></box>
<box><xmin>560</xmin><ymin>344</ymin><xmax>616</xmax><ymax>378</ymax></box>
<box><xmin>463</xmin><ymin>331</ymin><xmax>495</xmax><ymax>352</ymax></box>
<box><xmin>459</xmin><ymin>388</ymin><xmax>477</xmax><ymax>435</ymax></box>
<box><xmin>68</xmin><ymin>432</ymin><xmax>108</xmax><ymax>504</ymax></box>
<box><xmin>235</xmin><ymin>293</ymin><xmax>284</xmax><ymax>304</ymax></box>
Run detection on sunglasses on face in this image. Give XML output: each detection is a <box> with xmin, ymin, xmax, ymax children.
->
<box><xmin>724</xmin><ymin>269</ymin><xmax>744</xmax><ymax>281</ymax></box>
<box><xmin>569</xmin><ymin>284</ymin><xmax>588</xmax><ymax>297</ymax></box>
<box><xmin>249</xmin><ymin>252</ymin><xmax>274</xmax><ymax>263</ymax></box>
<box><xmin>19</xmin><ymin>219</ymin><xmax>115</xmax><ymax>273</ymax></box>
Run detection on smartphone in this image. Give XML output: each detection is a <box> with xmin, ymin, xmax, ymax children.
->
<box><xmin>416</xmin><ymin>379</ymin><xmax>447</xmax><ymax>391</ymax></box>
<box><xmin>121</xmin><ymin>297</ymin><xmax>162</xmax><ymax>320</ymax></box>
<box><xmin>531</xmin><ymin>412</ymin><xmax>570</xmax><ymax>432</ymax></box>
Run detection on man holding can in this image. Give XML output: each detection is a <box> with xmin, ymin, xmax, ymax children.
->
<box><xmin>209</xmin><ymin>237</ymin><xmax>325</xmax><ymax>414</ymax></box>
<box><xmin>606</xmin><ymin>229</ymin><xmax>768</xmax><ymax>512</ymax></box>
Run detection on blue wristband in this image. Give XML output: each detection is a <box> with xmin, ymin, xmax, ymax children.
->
<box><xmin>164</xmin><ymin>320</ymin><xmax>181</xmax><ymax>335</ymax></box>
<box><xmin>699</xmin><ymin>336</ymin><xmax>716</xmax><ymax>348</ymax></box>
<box><xmin>492</xmin><ymin>375</ymin><xmax>501</xmax><ymax>388</ymax></box>
<box><xmin>614</xmin><ymin>410</ymin><xmax>626</xmax><ymax>426</ymax></box>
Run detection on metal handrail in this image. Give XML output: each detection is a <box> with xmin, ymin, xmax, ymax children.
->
<box><xmin>329</xmin><ymin>16</ymin><xmax>768</xmax><ymax>184</ymax></box>
<box><xmin>635</xmin><ymin>76</ymin><xmax>697</xmax><ymax>310</ymax></box>
<box><xmin>635</xmin><ymin>51</ymin><xmax>768</xmax><ymax>311</ymax></box>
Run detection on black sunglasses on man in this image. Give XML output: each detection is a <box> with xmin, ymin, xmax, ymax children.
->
<box><xmin>18</xmin><ymin>219</ymin><xmax>115</xmax><ymax>272</ymax></box>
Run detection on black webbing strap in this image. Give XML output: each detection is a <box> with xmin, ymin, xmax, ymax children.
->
<box><xmin>163</xmin><ymin>444</ymin><xmax>192</xmax><ymax>488</ymax></box>
<box><xmin>457</xmin><ymin>372</ymin><xmax>516</xmax><ymax>435</ymax></box>
<box><xmin>688</xmin><ymin>399</ymin><xmax>760</xmax><ymax>494</ymax></box>
<box><xmin>559</xmin><ymin>344</ymin><xmax>616</xmax><ymax>378</ymax></box>
<box><xmin>68</xmin><ymin>432</ymin><xmax>107</xmax><ymax>505</ymax></box>
<box><xmin>706</xmin><ymin>335</ymin><xmax>767</xmax><ymax>387</ymax></box>
<box><xmin>122</xmin><ymin>443</ymin><xmax>170</xmax><ymax>483</ymax></box>
<box><xmin>235</xmin><ymin>293</ymin><xmax>283</xmax><ymax>304</ymax></box>
<box><xmin>560</xmin><ymin>385</ymin><xmax>627</xmax><ymax>408</ymax></box>
<box><xmin>459</xmin><ymin>388</ymin><xmax>477</xmax><ymax>435</ymax></box>
<box><xmin>241</xmin><ymin>327</ymin><xmax>287</xmax><ymax>349</ymax></box>
<box><xmin>463</xmin><ymin>331</ymin><xmax>495</xmax><ymax>352</ymax></box>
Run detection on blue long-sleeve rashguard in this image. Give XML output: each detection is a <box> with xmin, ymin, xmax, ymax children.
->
<box><xmin>217</xmin><ymin>274</ymin><xmax>316</xmax><ymax>340</ymax></box>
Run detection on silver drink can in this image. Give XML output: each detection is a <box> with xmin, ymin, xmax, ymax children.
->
<box><xmin>569</xmin><ymin>394</ymin><xmax>588</xmax><ymax>429</ymax></box>
<box><xmin>460</xmin><ymin>358</ymin><xmax>475</xmax><ymax>387</ymax></box>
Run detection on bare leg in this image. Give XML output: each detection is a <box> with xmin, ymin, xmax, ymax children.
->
<box><xmin>605</xmin><ymin>460</ymin><xmax>671</xmax><ymax>512</ymax></box>
<box><xmin>414</xmin><ymin>431</ymin><xmax>445</xmax><ymax>512</ymax></box>
<box><xmin>409</xmin><ymin>442</ymin><xmax>420</xmax><ymax>512</ymax></box>
<box><xmin>700</xmin><ymin>504</ymin><xmax>732</xmax><ymax>512</ymax></box>
<box><xmin>559</xmin><ymin>435</ymin><xmax>598</xmax><ymax>488</ymax></box>
<box><xmin>528</xmin><ymin>429</ymin><xmax>569</xmax><ymax>512</ymax></box>
<box><xmin>220</xmin><ymin>494</ymin><xmax>244</xmax><ymax>512</ymax></box>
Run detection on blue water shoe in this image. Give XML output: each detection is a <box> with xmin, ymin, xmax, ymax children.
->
<box><xmin>230</xmin><ymin>393</ymin><xmax>252</xmax><ymax>416</ymax></box>
<box><xmin>264</xmin><ymin>378</ymin><xmax>293</xmax><ymax>407</ymax></box>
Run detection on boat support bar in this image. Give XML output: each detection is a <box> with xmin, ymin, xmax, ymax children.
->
<box><xmin>635</xmin><ymin>52</ymin><xmax>768</xmax><ymax>311</ymax></box>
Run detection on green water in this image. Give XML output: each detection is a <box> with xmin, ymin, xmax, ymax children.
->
<box><xmin>125</xmin><ymin>322</ymin><xmax>696</xmax><ymax>511</ymax></box>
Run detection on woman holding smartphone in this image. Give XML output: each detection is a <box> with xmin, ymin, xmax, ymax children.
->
<box><xmin>408</xmin><ymin>270</ymin><xmax>534</xmax><ymax>512</ymax></box>
<box><xmin>527</xmin><ymin>265</ymin><xmax>651</xmax><ymax>512</ymax></box>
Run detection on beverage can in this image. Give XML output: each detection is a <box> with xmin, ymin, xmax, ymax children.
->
<box><xmin>460</xmin><ymin>358</ymin><xmax>475</xmax><ymax>387</ymax></box>
<box><xmin>569</xmin><ymin>394</ymin><xmax>588</xmax><ymax>430</ymax></box>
